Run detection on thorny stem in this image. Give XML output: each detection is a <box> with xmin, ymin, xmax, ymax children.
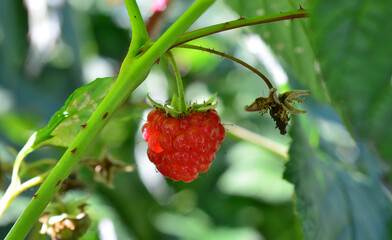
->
<box><xmin>177</xmin><ymin>43</ymin><xmax>274</xmax><ymax>89</ymax></box>
<box><xmin>173</xmin><ymin>9</ymin><xmax>309</xmax><ymax>47</ymax></box>
<box><xmin>138</xmin><ymin>9</ymin><xmax>310</xmax><ymax>55</ymax></box>
<box><xmin>167</xmin><ymin>51</ymin><xmax>187</xmax><ymax>111</ymax></box>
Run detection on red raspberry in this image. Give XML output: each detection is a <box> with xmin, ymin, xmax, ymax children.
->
<box><xmin>142</xmin><ymin>109</ymin><xmax>225</xmax><ymax>182</ymax></box>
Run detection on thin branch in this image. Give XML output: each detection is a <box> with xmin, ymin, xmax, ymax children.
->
<box><xmin>176</xmin><ymin>43</ymin><xmax>274</xmax><ymax>89</ymax></box>
<box><xmin>167</xmin><ymin>51</ymin><xmax>187</xmax><ymax>111</ymax></box>
<box><xmin>173</xmin><ymin>9</ymin><xmax>309</xmax><ymax>47</ymax></box>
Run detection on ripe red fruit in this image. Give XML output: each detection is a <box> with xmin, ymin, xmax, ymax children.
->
<box><xmin>142</xmin><ymin>109</ymin><xmax>225</xmax><ymax>182</ymax></box>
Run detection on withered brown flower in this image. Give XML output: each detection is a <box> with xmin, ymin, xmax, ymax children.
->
<box><xmin>245</xmin><ymin>88</ymin><xmax>310</xmax><ymax>134</ymax></box>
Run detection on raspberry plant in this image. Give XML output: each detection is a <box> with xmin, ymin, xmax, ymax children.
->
<box><xmin>1</xmin><ymin>0</ymin><xmax>391</xmax><ymax>239</ymax></box>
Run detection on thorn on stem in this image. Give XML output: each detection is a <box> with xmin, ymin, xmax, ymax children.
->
<box><xmin>298</xmin><ymin>4</ymin><xmax>304</xmax><ymax>11</ymax></box>
<box><xmin>102</xmin><ymin>112</ymin><xmax>108</xmax><ymax>120</ymax></box>
<box><xmin>81</xmin><ymin>123</ymin><xmax>87</xmax><ymax>129</ymax></box>
<box><xmin>71</xmin><ymin>148</ymin><xmax>77</xmax><ymax>154</ymax></box>
<box><xmin>40</xmin><ymin>177</ymin><xmax>47</xmax><ymax>185</ymax></box>
<box><xmin>33</xmin><ymin>194</ymin><xmax>38</xmax><ymax>198</ymax></box>
<box><xmin>56</xmin><ymin>179</ymin><xmax>61</xmax><ymax>187</ymax></box>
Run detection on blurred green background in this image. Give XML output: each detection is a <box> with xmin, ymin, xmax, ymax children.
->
<box><xmin>1</xmin><ymin>0</ymin><xmax>391</xmax><ymax>239</ymax></box>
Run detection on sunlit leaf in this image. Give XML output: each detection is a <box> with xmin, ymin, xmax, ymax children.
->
<box><xmin>285</xmin><ymin>118</ymin><xmax>392</xmax><ymax>240</ymax></box>
<box><xmin>34</xmin><ymin>77</ymin><xmax>115</xmax><ymax>147</ymax></box>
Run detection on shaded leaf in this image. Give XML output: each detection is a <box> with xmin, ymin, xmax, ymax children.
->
<box><xmin>312</xmin><ymin>0</ymin><xmax>392</xmax><ymax>161</ymax></box>
<box><xmin>285</xmin><ymin>118</ymin><xmax>392</xmax><ymax>240</ymax></box>
<box><xmin>34</xmin><ymin>77</ymin><xmax>115</xmax><ymax>147</ymax></box>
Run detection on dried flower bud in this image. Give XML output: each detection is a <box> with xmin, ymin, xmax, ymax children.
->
<box><xmin>245</xmin><ymin>88</ymin><xmax>310</xmax><ymax>134</ymax></box>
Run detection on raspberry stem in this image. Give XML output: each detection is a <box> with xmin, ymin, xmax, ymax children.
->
<box><xmin>172</xmin><ymin>9</ymin><xmax>309</xmax><ymax>48</ymax></box>
<box><xmin>177</xmin><ymin>43</ymin><xmax>274</xmax><ymax>89</ymax></box>
<box><xmin>167</xmin><ymin>51</ymin><xmax>187</xmax><ymax>112</ymax></box>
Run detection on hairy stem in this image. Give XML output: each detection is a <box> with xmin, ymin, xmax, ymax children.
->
<box><xmin>167</xmin><ymin>51</ymin><xmax>187</xmax><ymax>111</ymax></box>
<box><xmin>5</xmin><ymin>1</ymin><xmax>215</xmax><ymax>239</ymax></box>
<box><xmin>177</xmin><ymin>43</ymin><xmax>274</xmax><ymax>89</ymax></box>
<box><xmin>173</xmin><ymin>9</ymin><xmax>309</xmax><ymax>47</ymax></box>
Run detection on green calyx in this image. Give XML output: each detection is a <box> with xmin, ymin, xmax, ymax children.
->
<box><xmin>147</xmin><ymin>92</ymin><xmax>218</xmax><ymax>118</ymax></box>
<box><xmin>148</xmin><ymin>50</ymin><xmax>218</xmax><ymax>118</ymax></box>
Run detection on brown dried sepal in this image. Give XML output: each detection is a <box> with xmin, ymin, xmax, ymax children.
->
<box><xmin>245</xmin><ymin>88</ymin><xmax>310</xmax><ymax>135</ymax></box>
<box><xmin>83</xmin><ymin>151</ymin><xmax>135</xmax><ymax>188</ymax></box>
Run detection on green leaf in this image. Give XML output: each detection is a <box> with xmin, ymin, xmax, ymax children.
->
<box><xmin>312</xmin><ymin>0</ymin><xmax>392</xmax><ymax>161</ymax></box>
<box><xmin>285</xmin><ymin>118</ymin><xmax>392</xmax><ymax>240</ymax></box>
<box><xmin>34</xmin><ymin>77</ymin><xmax>116</xmax><ymax>147</ymax></box>
<box><xmin>223</xmin><ymin>0</ymin><xmax>327</xmax><ymax>101</ymax></box>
